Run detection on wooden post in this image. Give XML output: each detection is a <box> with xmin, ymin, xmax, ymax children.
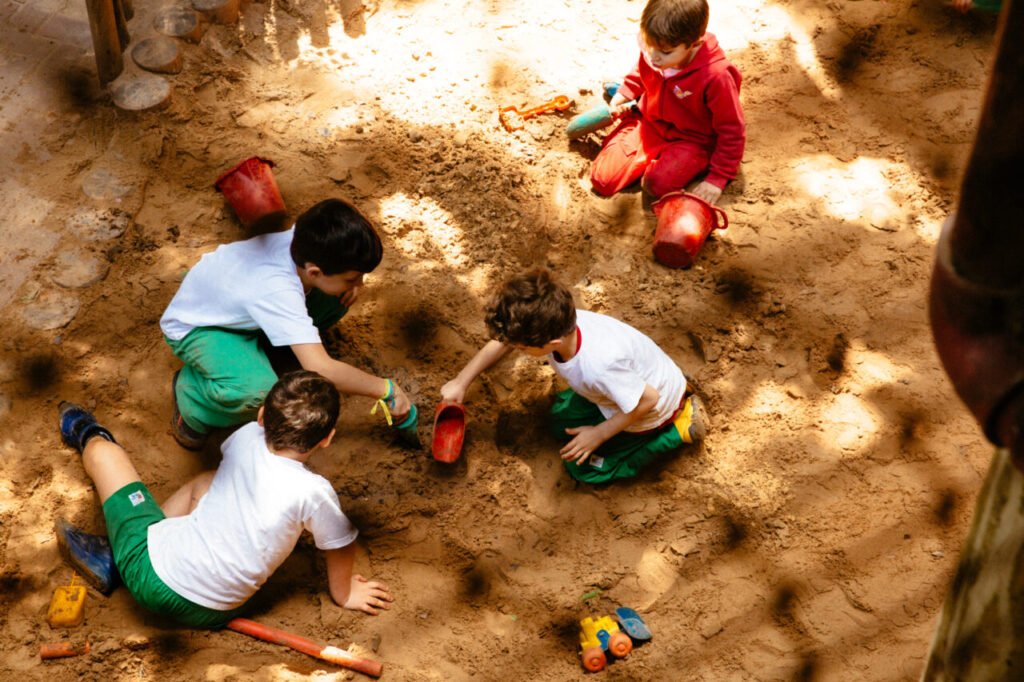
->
<box><xmin>112</xmin><ymin>0</ymin><xmax>131</xmax><ymax>51</ymax></box>
<box><xmin>84</xmin><ymin>0</ymin><xmax>123</xmax><ymax>85</ymax></box>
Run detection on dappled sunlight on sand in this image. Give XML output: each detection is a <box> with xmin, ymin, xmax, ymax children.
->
<box><xmin>378</xmin><ymin>193</ymin><xmax>469</xmax><ymax>269</ymax></box>
<box><xmin>820</xmin><ymin>393</ymin><xmax>884</xmax><ymax>455</ymax></box>
<box><xmin>792</xmin><ymin>155</ymin><xmax>907</xmax><ymax>229</ymax></box>
<box><xmin>847</xmin><ymin>349</ymin><xmax>912</xmax><ymax>388</ymax></box>
<box><xmin>633</xmin><ymin>545</ymin><xmax>679</xmax><ymax>610</ymax></box>
<box><xmin>714</xmin><ymin>4</ymin><xmax>841</xmax><ymax>101</ymax></box>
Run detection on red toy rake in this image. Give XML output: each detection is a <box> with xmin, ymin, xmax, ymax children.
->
<box><xmin>498</xmin><ymin>95</ymin><xmax>572</xmax><ymax>131</ymax></box>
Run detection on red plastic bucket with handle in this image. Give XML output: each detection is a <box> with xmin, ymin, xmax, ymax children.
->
<box><xmin>651</xmin><ymin>191</ymin><xmax>728</xmax><ymax>268</ymax></box>
<box><xmin>214</xmin><ymin>157</ymin><xmax>287</xmax><ymax>231</ymax></box>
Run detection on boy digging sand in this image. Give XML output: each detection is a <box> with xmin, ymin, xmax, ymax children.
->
<box><xmin>160</xmin><ymin>198</ymin><xmax>412</xmax><ymax>450</ymax></box>
<box><xmin>592</xmin><ymin>0</ymin><xmax>745</xmax><ymax>206</ymax></box>
<box><xmin>55</xmin><ymin>371</ymin><xmax>393</xmax><ymax>626</ymax></box>
<box><xmin>441</xmin><ymin>268</ymin><xmax>706</xmax><ymax>484</ymax></box>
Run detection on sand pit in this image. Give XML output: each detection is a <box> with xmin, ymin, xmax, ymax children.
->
<box><xmin>0</xmin><ymin>0</ymin><xmax>1002</xmax><ymax>679</ymax></box>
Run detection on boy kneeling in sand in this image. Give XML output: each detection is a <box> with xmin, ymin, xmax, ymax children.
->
<box><xmin>441</xmin><ymin>268</ymin><xmax>707</xmax><ymax>484</ymax></box>
<box><xmin>161</xmin><ymin>198</ymin><xmax>413</xmax><ymax>450</ymax></box>
<box><xmin>55</xmin><ymin>371</ymin><xmax>393</xmax><ymax>627</ymax></box>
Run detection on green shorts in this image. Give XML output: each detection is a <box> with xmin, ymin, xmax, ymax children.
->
<box><xmin>166</xmin><ymin>288</ymin><xmax>349</xmax><ymax>433</ymax></box>
<box><xmin>103</xmin><ymin>481</ymin><xmax>247</xmax><ymax>628</ymax></box>
<box><xmin>549</xmin><ymin>389</ymin><xmax>685</xmax><ymax>484</ymax></box>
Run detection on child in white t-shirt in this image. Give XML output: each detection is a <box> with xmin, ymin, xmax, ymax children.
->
<box><xmin>160</xmin><ymin>198</ymin><xmax>412</xmax><ymax>450</ymax></box>
<box><xmin>55</xmin><ymin>371</ymin><xmax>393</xmax><ymax>627</ymax></box>
<box><xmin>441</xmin><ymin>268</ymin><xmax>707</xmax><ymax>483</ymax></box>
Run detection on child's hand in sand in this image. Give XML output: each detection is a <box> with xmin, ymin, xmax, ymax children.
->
<box><xmin>560</xmin><ymin>425</ymin><xmax>608</xmax><ymax>465</ymax></box>
<box><xmin>688</xmin><ymin>180</ymin><xmax>723</xmax><ymax>205</ymax></box>
<box><xmin>440</xmin><ymin>379</ymin><xmax>468</xmax><ymax>404</ymax></box>
<box><xmin>344</xmin><ymin>575</ymin><xmax>394</xmax><ymax>615</ymax></box>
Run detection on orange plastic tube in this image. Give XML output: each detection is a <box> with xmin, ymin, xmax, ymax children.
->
<box><xmin>40</xmin><ymin>640</ymin><xmax>90</xmax><ymax>659</ymax></box>
<box><xmin>227</xmin><ymin>618</ymin><xmax>382</xmax><ymax>678</ymax></box>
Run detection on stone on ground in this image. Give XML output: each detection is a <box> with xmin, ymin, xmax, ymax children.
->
<box><xmin>52</xmin><ymin>250</ymin><xmax>110</xmax><ymax>289</ymax></box>
<box><xmin>152</xmin><ymin>7</ymin><xmax>205</xmax><ymax>43</ymax></box>
<box><xmin>193</xmin><ymin>0</ymin><xmax>240</xmax><ymax>24</ymax></box>
<box><xmin>66</xmin><ymin>209</ymin><xmax>131</xmax><ymax>241</ymax></box>
<box><xmin>131</xmin><ymin>37</ymin><xmax>183</xmax><ymax>74</ymax></box>
<box><xmin>110</xmin><ymin>74</ymin><xmax>172</xmax><ymax>112</ymax></box>
<box><xmin>22</xmin><ymin>290</ymin><xmax>80</xmax><ymax>330</ymax></box>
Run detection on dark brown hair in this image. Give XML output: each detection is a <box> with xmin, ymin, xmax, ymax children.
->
<box><xmin>292</xmin><ymin>199</ymin><xmax>383</xmax><ymax>275</ymax></box>
<box><xmin>641</xmin><ymin>0</ymin><xmax>709</xmax><ymax>48</ymax></box>
<box><xmin>485</xmin><ymin>268</ymin><xmax>576</xmax><ymax>348</ymax></box>
<box><xmin>263</xmin><ymin>371</ymin><xmax>340</xmax><ymax>453</ymax></box>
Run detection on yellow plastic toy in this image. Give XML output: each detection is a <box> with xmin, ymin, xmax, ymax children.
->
<box><xmin>47</xmin><ymin>574</ymin><xmax>86</xmax><ymax>628</ymax></box>
<box><xmin>578</xmin><ymin>615</ymin><xmax>632</xmax><ymax>672</ymax></box>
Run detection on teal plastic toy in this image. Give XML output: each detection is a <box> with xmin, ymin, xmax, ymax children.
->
<box><xmin>394</xmin><ymin>403</ymin><xmax>419</xmax><ymax>447</ymax></box>
<box><xmin>566</xmin><ymin>82</ymin><xmax>635</xmax><ymax>139</ymax></box>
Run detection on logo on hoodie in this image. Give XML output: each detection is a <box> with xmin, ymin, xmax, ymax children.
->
<box><xmin>673</xmin><ymin>85</ymin><xmax>692</xmax><ymax>100</ymax></box>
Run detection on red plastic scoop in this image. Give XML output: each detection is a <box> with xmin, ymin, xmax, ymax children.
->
<box><xmin>431</xmin><ymin>402</ymin><xmax>466</xmax><ymax>463</ymax></box>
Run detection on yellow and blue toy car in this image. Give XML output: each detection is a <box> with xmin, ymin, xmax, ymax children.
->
<box><xmin>578</xmin><ymin>607</ymin><xmax>651</xmax><ymax>672</ymax></box>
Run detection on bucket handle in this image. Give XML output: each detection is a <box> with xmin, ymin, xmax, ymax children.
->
<box><xmin>710</xmin><ymin>203</ymin><xmax>728</xmax><ymax>231</ymax></box>
<box><xmin>653</xmin><ymin>190</ymin><xmax>730</xmax><ymax>231</ymax></box>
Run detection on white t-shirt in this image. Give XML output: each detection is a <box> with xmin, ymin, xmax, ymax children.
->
<box><xmin>159</xmin><ymin>228</ymin><xmax>321</xmax><ymax>347</ymax></box>
<box><xmin>549</xmin><ymin>310</ymin><xmax>686</xmax><ymax>432</ymax></box>
<box><xmin>148</xmin><ymin>422</ymin><xmax>358</xmax><ymax>611</ymax></box>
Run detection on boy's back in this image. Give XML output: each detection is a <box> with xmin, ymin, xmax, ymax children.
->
<box><xmin>550</xmin><ymin>310</ymin><xmax>686</xmax><ymax>432</ymax></box>
<box><xmin>161</xmin><ymin>198</ymin><xmax>414</xmax><ymax>448</ymax></box>
<box><xmin>160</xmin><ymin>228</ymin><xmax>320</xmax><ymax>347</ymax></box>
<box><xmin>149</xmin><ymin>421</ymin><xmax>357</xmax><ymax>610</ymax></box>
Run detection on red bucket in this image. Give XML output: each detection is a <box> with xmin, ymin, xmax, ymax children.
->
<box><xmin>651</xmin><ymin>191</ymin><xmax>728</xmax><ymax>268</ymax></box>
<box><xmin>215</xmin><ymin>157</ymin><xmax>287</xmax><ymax>231</ymax></box>
<box><xmin>431</xmin><ymin>402</ymin><xmax>466</xmax><ymax>463</ymax></box>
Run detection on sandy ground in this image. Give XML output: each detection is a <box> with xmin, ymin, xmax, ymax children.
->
<box><xmin>0</xmin><ymin>0</ymin><xmax>1004</xmax><ymax>679</ymax></box>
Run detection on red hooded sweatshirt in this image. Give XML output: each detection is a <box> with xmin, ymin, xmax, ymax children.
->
<box><xmin>616</xmin><ymin>33</ymin><xmax>745</xmax><ymax>189</ymax></box>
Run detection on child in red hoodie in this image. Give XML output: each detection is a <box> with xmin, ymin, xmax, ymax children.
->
<box><xmin>591</xmin><ymin>0</ymin><xmax>745</xmax><ymax>206</ymax></box>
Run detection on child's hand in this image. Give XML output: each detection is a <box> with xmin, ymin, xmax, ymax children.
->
<box><xmin>440</xmin><ymin>379</ymin><xmax>468</xmax><ymax>404</ymax></box>
<box><xmin>344</xmin><ymin>574</ymin><xmax>394</xmax><ymax>615</ymax></box>
<box><xmin>560</xmin><ymin>425</ymin><xmax>608</xmax><ymax>465</ymax></box>
<box><xmin>340</xmin><ymin>284</ymin><xmax>363</xmax><ymax>308</ymax></box>
<box><xmin>390</xmin><ymin>382</ymin><xmax>412</xmax><ymax>419</ymax></box>
<box><xmin>688</xmin><ymin>181</ymin><xmax>723</xmax><ymax>206</ymax></box>
<box><xmin>608</xmin><ymin>93</ymin><xmax>634</xmax><ymax>118</ymax></box>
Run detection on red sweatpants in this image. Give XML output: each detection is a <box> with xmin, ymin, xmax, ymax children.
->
<box><xmin>590</xmin><ymin>115</ymin><xmax>711</xmax><ymax>198</ymax></box>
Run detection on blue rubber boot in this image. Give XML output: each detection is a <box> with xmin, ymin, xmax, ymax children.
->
<box><xmin>59</xmin><ymin>402</ymin><xmax>116</xmax><ymax>453</ymax></box>
<box><xmin>55</xmin><ymin>518</ymin><xmax>120</xmax><ymax>595</ymax></box>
